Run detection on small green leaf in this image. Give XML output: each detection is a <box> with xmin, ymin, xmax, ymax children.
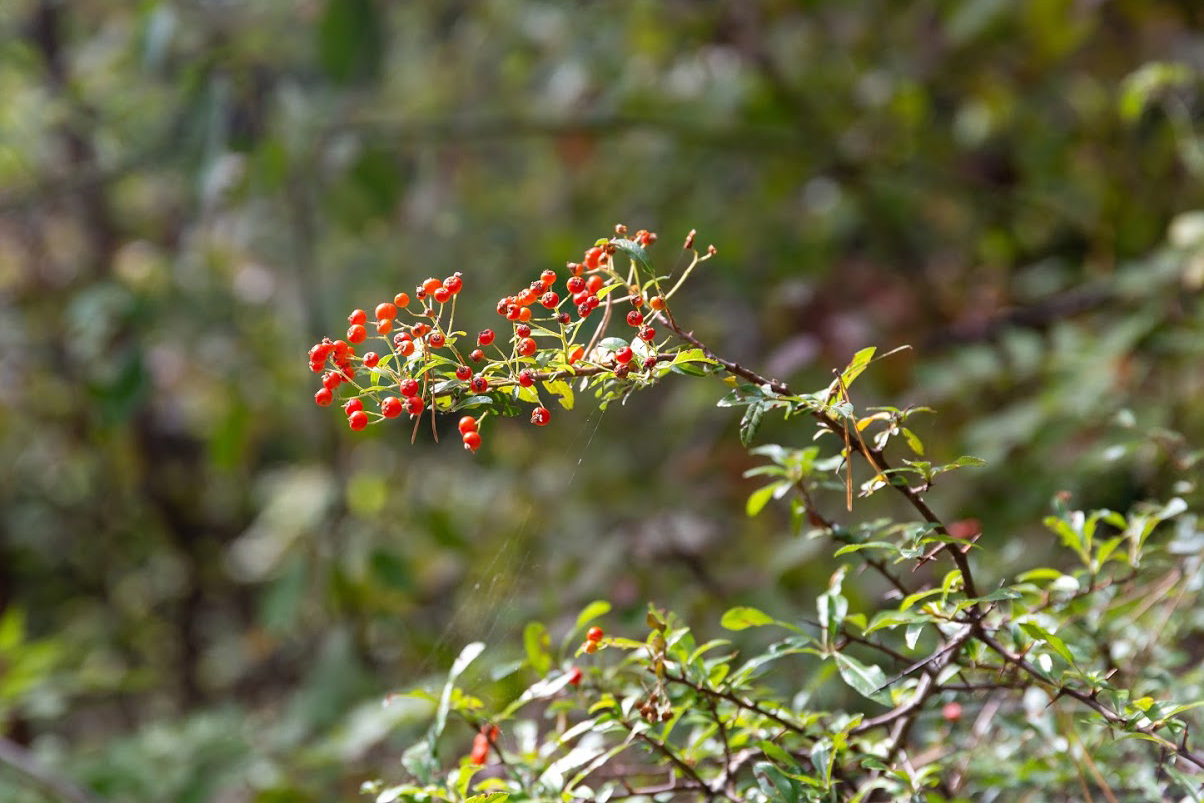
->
<box><xmin>746</xmin><ymin>482</ymin><xmax>782</xmax><ymax>517</ymax></box>
<box><xmin>840</xmin><ymin>346</ymin><xmax>877</xmax><ymax>389</ymax></box>
<box><xmin>541</xmin><ymin>379</ymin><xmax>574</xmax><ymax>410</ymax></box>
<box><xmin>575</xmin><ymin>600</ymin><xmax>611</xmax><ymax>632</ymax></box>
<box><xmin>523</xmin><ymin>622</ymin><xmax>551</xmax><ymax>676</ymax></box>
<box><xmin>464</xmin><ymin>793</ymin><xmax>510</xmax><ymax>803</ymax></box>
<box><xmin>721</xmin><ymin>606</ymin><xmax>776</xmax><ymax>630</ymax></box>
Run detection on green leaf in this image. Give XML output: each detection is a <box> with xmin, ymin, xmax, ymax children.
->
<box><xmin>720</xmin><ymin>606</ymin><xmax>776</xmax><ymax>630</ymax></box>
<box><xmin>318</xmin><ymin>0</ymin><xmax>384</xmax><ymax>85</ymax></box>
<box><xmin>523</xmin><ymin>622</ymin><xmax>551</xmax><ymax>676</ymax></box>
<box><xmin>1018</xmin><ymin>623</ymin><xmax>1078</xmax><ymax>669</ymax></box>
<box><xmin>431</xmin><ymin>641</ymin><xmax>485</xmax><ymax>754</ymax></box>
<box><xmin>464</xmin><ymin>793</ymin><xmax>510</xmax><ymax>803</ymax></box>
<box><xmin>901</xmin><ymin>427</ymin><xmax>924</xmax><ymax>456</ymax></box>
<box><xmin>741</xmin><ymin>401</ymin><xmax>768</xmax><ymax>447</ymax></box>
<box><xmin>672</xmin><ymin>348</ymin><xmax>717</xmax><ymax>366</ymax></box>
<box><xmin>840</xmin><ymin>346</ymin><xmax>877</xmax><ymax>389</ymax></box>
<box><xmin>541</xmin><ymin>379</ymin><xmax>574</xmax><ymax>410</ymax></box>
<box><xmin>833</xmin><ymin>653</ymin><xmax>890</xmax><ymax>705</ymax></box>
<box><xmin>574</xmin><ymin>600</ymin><xmax>611</xmax><ymax>633</ymax></box>
<box><xmin>746</xmin><ymin>481</ymin><xmax>783</xmax><ymax>517</ymax></box>
<box><xmin>610</xmin><ymin>238</ymin><xmax>653</xmax><ymax>273</ymax></box>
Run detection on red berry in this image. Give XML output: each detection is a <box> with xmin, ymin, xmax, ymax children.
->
<box><xmin>540</xmin><ymin>291</ymin><xmax>559</xmax><ymax>309</ymax></box>
<box><xmin>400</xmin><ymin>378</ymin><xmax>419</xmax><ymax>397</ymax></box>
<box><xmin>540</xmin><ymin>269</ymin><xmax>557</xmax><ymax>286</ymax></box>
<box><xmin>462</xmin><ymin>430</ymin><xmax>482</xmax><ymax>452</ymax></box>
<box><xmin>458</xmin><ymin>416</ymin><xmax>478</xmax><ymax>434</ymax></box>
<box><xmin>394</xmin><ymin>292</ymin><xmax>410</xmax><ymax>308</ymax></box>
<box><xmin>397</xmin><ymin>339</ymin><xmax>415</xmax><ymax>357</ymax></box>
<box><xmin>415</xmin><ymin>287</ymin><xmax>426</xmax><ymax>301</ymax></box>
<box><xmin>515</xmin><ymin>323</ymin><xmax>532</xmax><ymax>338</ymax></box>
<box><xmin>343</xmin><ymin>398</ymin><xmax>363</xmax><ymax>415</ymax></box>
<box><xmin>470</xmin><ymin>348</ymin><xmax>485</xmax><ymax>362</ymax></box>
<box><xmin>567</xmin><ymin>261</ymin><xmax>583</xmax><ymax>276</ymax></box>
<box><xmin>557</xmin><ymin>312</ymin><xmax>571</xmax><ymax>325</ymax></box>
<box><xmin>470</xmin><ymin>376</ymin><xmax>489</xmax><ymax>393</ymax></box>
<box><xmin>322</xmin><ymin>372</ymin><xmax>343</xmax><ymax>391</ymax></box>
<box><xmin>381</xmin><ymin>396</ymin><xmax>403</xmax><ymax>418</ymax></box>
<box><xmin>406</xmin><ymin>396</ymin><xmax>424</xmax><ymax>416</ymax></box>
<box><xmin>583</xmin><ymin>246</ymin><xmax>604</xmax><ymax>270</ymax></box>
<box><xmin>444</xmin><ymin>274</ymin><xmax>463</xmax><ymax>294</ymax></box>
<box><xmin>455</xmin><ymin>365</ymin><xmax>472</xmax><ymax>381</ymax></box>
<box><xmin>518</xmin><ymin>306</ymin><xmax>532</xmax><ymax>322</ymax></box>
<box><xmin>506</xmin><ymin>305</ymin><xmax>521</xmax><ymax>321</ymax></box>
<box><xmin>428</xmin><ymin>331</ymin><xmax>446</xmax><ymax>348</ymax></box>
<box><xmin>650</xmin><ymin>295</ymin><xmax>665</xmax><ymax>310</ymax></box>
<box><xmin>639</xmin><ymin>326</ymin><xmax>655</xmax><ymax>342</ymax></box>
<box><xmin>332</xmin><ymin>340</ymin><xmax>350</xmax><ymax>360</ymax></box>
<box><xmin>567</xmin><ymin>666</ymin><xmax>582</xmax><ymax>686</ymax></box>
<box><xmin>411</xmin><ymin>323</ymin><xmax>430</xmax><ymax>338</ymax></box>
<box><xmin>586</xmin><ymin>626</ymin><xmax>603</xmax><ymax>642</ymax></box>
<box><xmin>626</xmin><ymin>310</ymin><xmax>644</xmax><ymax>327</ymax></box>
<box><xmin>376</xmin><ymin>319</ymin><xmax>393</xmax><ymax>335</ymax></box>
<box><xmin>518</xmin><ymin>369</ymin><xmax>535</xmax><ymax>387</ymax></box>
<box><xmin>314</xmin><ymin>387</ymin><xmax>333</xmax><ymax>406</ymax></box>
<box><xmin>643</xmin><ymin>356</ymin><xmax>658</xmax><ymax>369</ymax></box>
<box><xmin>470</xmin><ymin>735</ymin><xmax>488</xmax><ymax>765</ymax></box>
<box><xmin>496</xmin><ymin>298</ymin><xmax>511</xmax><ymax>316</ymax></box>
<box><xmin>363</xmin><ymin>351</ymin><xmax>380</xmax><ymax>368</ymax></box>
<box><xmin>433</xmin><ymin>287</ymin><xmax>451</xmax><ymax>304</ymax></box>
<box><xmin>375</xmin><ymin>302</ymin><xmax>397</xmax><ymax>321</ymax></box>
<box><xmin>517</xmin><ymin>337</ymin><xmax>537</xmax><ymax>357</ymax></box>
<box><xmin>341</xmin><ymin>364</ymin><xmax>355</xmax><ymax>380</ymax></box>
<box><xmin>422</xmin><ymin>277</ymin><xmax>442</xmax><ymax>294</ymax></box>
<box><xmin>567</xmin><ymin>346</ymin><xmax>584</xmax><ymax>364</ymax></box>
<box><xmin>585</xmin><ymin>275</ymin><xmax>603</xmax><ymax>294</ymax></box>
<box><xmin>348</xmin><ymin>410</ymin><xmax>369</xmax><ymax>431</ymax></box>
<box><xmin>478</xmin><ymin>329</ymin><xmax>495</xmax><ymax>346</ymax></box>
<box><xmin>347</xmin><ymin>324</ymin><xmax>367</xmax><ymax>344</ymax></box>
<box><xmin>566</xmin><ymin>276</ymin><xmax>585</xmax><ymax>294</ymax></box>
<box><xmin>348</xmin><ymin>309</ymin><xmax>367</xmax><ymax>325</ymax></box>
<box><xmin>530</xmin><ymin>406</ymin><xmax>551</xmax><ymax>426</ymax></box>
<box><xmin>942</xmin><ymin>702</ymin><xmax>963</xmax><ymax>722</ymax></box>
<box><xmin>615</xmin><ymin>346</ymin><xmax>633</xmax><ymax>364</ymax></box>
<box><xmin>572</xmin><ymin>290</ymin><xmax>590</xmax><ymax>307</ymax></box>
<box><xmin>586</xmin><ymin>295</ymin><xmax>600</xmax><ymax>309</ymax></box>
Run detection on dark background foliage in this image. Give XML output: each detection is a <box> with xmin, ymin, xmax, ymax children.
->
<box><xmin>2</xmin><ymin>1</ymin><xmax>1203</xmax><ymax>799</ymax></box>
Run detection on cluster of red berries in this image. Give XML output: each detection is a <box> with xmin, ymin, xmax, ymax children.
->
<box><xmin>582</xmin><ymin>625</ymin><xmax>604</xmax><ymax>654</ymax></box>
<box><xmin>308</xmin><ymin>225</ymin><xmax>675</xmax><ymax>449</ymax></box>
<box><xmin>469</xmin><ymin>724</ymin><xmax>499</xmax><ymax>766</ymax></box>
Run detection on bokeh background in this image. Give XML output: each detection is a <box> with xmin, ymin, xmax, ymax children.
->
<box><xmin>3</xmin><ymin>1</ymin><xmax>1204</xmax><ymax>800</ymax></box>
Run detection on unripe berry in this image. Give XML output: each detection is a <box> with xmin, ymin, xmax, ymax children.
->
<box><xmin>649</xmin><ymin>295</ymin><xmax>665</xmax><ymax>310</ymax></box>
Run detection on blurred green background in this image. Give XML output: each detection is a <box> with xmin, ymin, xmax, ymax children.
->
<box><xmin>2</xmin><ymin>1</ymin><xmax>1204</xmax><ymax>800</ymax></box>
